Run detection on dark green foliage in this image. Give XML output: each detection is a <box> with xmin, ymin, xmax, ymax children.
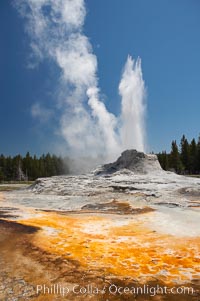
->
<box><xmin>158</xmin><ymin>134</ymin><xmax>200</xmax><ymax>175</ymax></box>
<box><xmin>0</xmin><ymin>153</ymin><xmax>69</xmax><ymax>182</ymax></box>
<box><xmin>180</xmin><ymin>135</ymin><xmax>190</xmax><ymax>172</ymax></box>
<box><xmin>157</xmin><ymin>151</ymin><xmax>169</xmax><ymax>170</ymax></box>
<box><xmin>169</xmin><ymin>140</ymin><xmax>183</xmax><ymax>173</ymax></box>
<box><xmin>197</xmin><ymin>135</ymin><xmax>200</xmax><ymax>171</ymax></box>
<box><xmin>189</xmin><ymin>138</ymin><xmax>197</xmax><ymax>174</ymax></box>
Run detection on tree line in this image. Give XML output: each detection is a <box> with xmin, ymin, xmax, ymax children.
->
<box><xmin>157</xmin><ymin>134</ymin><xmax>200</xmax><ymax>174</ymax></box>
<box><xmin>1</xmin><ymin>134</ymin><xmax>200</xmax><ymax>182</ymax></box>
<box><xmin>0</xmin><ymin>152</ymin><xmax>69</xmax><ymax>182</ymax></box>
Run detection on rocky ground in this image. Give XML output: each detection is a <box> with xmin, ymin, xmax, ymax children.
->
<box><xmin>0</xmin><ymin>150</ymin><xmax>200</xmax><ymax>300</ymax></box>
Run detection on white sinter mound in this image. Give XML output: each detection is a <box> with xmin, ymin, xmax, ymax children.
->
<box><xmin>3</xmin><ymin>150</ymin><xmax>200</xmax><ymax>238</ymax></box>
<box><xmin>18</xmin><ymin>149</ymin><xmax>199</xmax><ymax>210</ymax></box>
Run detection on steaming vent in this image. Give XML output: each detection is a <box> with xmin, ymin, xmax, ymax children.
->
<box><xmin>14</xmin><ymin>0</ymin><xmax>147</xmax><ymax>162</ymax></box>
<box><xmin>94</xmin><ymin>149</ymin><xmax>163</xmax><ymax>175</ymax></box>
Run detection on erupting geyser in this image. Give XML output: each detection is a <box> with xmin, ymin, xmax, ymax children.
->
<box><xmin>119</xmin><ymin>56</ymin><xmax>146</xmax><ymax>153</ymax></box>
<box><xmin>15</xmin><ymin>0</ymin><xmax>147</xmax><ymax>162</ymax></box>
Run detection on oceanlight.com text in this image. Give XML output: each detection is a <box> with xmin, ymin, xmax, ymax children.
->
<box><xmin>36</xmin><ymin>283</ymin><xmax>195</xmax><ymax>297</ymax></box>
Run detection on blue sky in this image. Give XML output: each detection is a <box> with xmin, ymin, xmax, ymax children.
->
<box><xmin>0</xmin><ymin>0</ymin><xmax>200</xmax><ymax>156</ymax></box>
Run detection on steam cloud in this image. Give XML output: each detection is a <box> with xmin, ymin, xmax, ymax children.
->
<box><xmin>14</xmin><ymin>0</ymin><xmax>146</xmax><ymax>161</ymax></box>
<box><xmin>119</xmin><ymin>56</ymin><xmax>146</xmax><ymax>152</ymax></box>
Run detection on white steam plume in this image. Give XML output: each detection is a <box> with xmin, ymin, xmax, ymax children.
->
<box><xmin>14</xmin><ymin>0</ymin><xmax>146</xmax><ymax>162</ymax></box>
<box><xmin>119</xmin><ymin>56</ymin><xmax>146</xmax><ymax>152</ymax></box>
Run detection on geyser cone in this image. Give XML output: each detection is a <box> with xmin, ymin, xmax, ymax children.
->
<box><xmin>95</xmin><ymin>149</ymin><xmax>162</xmax><ymax>175</ymax></box>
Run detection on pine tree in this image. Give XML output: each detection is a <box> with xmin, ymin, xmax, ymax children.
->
<box><xmin>189</xmin><ymin>138</ymin><xmax>197</xmax><ymax>174</ymax></box>
<box><xmin>23</xmin><ymin>152</ymin><xmax>32</xmax><ymax>179</ymax></box>
<box><xmin>0</xmin><ymin>155</ymin><xmax>6</xmax><ymax>181</ymax></box>
<box><xmin>180</xmin><ymin>135</ymin><xmax>190</xmax><ymax>173</ymax></box>
<box><xmin>157</xmin><ymin>151</ymin><xmax>169</xmax><ymax>170</ymax></box>
<box><xmin>162</xmin><ymin>151</ymin><xmax>169</xmax><ymax>170</ymax></box>
<box><xmin>0</xmin><ymin>167</ymin><xmax>4</xmax><ymax>182</ymax></box>
<box><xmin>170</xmin><ymin>140</ymin><xmax>183</xmax><ymax>173</ymax></box>
<box><xmin>197</xmin><ymin>135</ymin><xmax>200</xmax><ymax>173</ymax></box>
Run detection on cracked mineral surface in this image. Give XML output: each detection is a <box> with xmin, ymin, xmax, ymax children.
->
<box><xmin>0</xmin><ymin>150</ymin><xmax>200</xmax><ymax>300</ymax></box>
